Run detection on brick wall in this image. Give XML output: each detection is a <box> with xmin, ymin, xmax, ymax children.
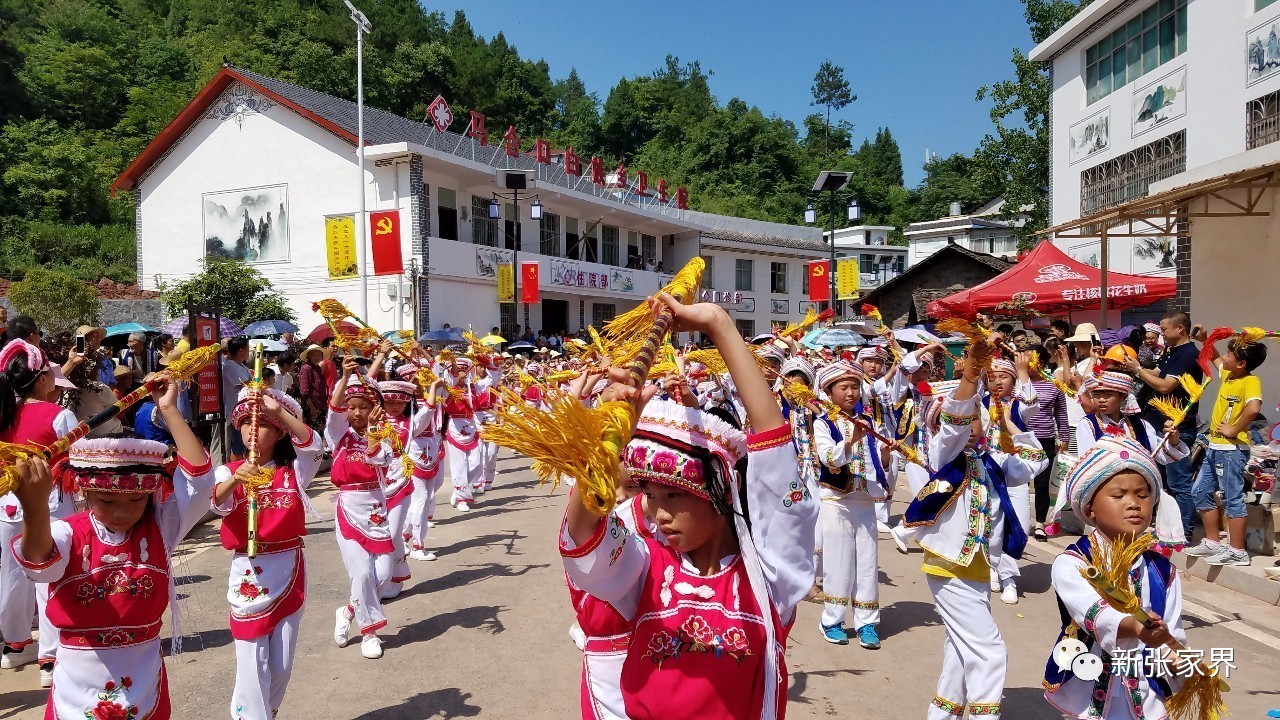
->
<box><xmin>1171</xmin><ymin>220</ymin><xmax>1192</xmax><ymax>314</ymax></box>
<box><xmin>409</xmin><ymin>154</ymin><xmax>429</xmax><ymax>333</ymax></box>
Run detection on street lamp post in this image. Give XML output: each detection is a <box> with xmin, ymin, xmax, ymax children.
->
<box><xmin>491</xmin><ymin>190</ymin><xmax>543</xmax><ymax>335</ymax></box>
<box><xmin>345</xmin><ymin>0</ymin><xmax>372</xmax><ymax>319</ymax></box>
<box><xmin>806</xmin><ymin>171</ymin><xmax>854</xmax><ymax>316</ymax></box>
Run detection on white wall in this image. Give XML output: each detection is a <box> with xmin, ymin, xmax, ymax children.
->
<box><xmin>698</xmin><ymin>246</ymin><xmax>825</xmax><ymax>335</ymax></box>
<box><xmin>908</xmin><ymin>235</ymin><xmax>952</xmax><ymax>266</ymax></box>
<box><xmin>1189</xmin><ymin>186</ymin><xmax>1280</xmax><ymax>416</ymax></box>
<box><xmin>138</xmin><ymin>83</ymin><xmax>415</xmax><ymax>335</ymax></box>
<box><xmin>1049</xmin><ymin>0</ymin><xmax>1280</xmax><ymax>225</ymax></box>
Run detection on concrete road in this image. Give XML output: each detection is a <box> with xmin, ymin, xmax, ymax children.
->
<box><xmin>3</xmin><ymin>451</ymin><xmax>1279</xmax><ymax>718</ymax></box>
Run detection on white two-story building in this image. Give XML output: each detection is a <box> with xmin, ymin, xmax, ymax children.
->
<box><xmin>826</xmin><ymin>225</ymin><xmax>909</xmax><ymax>294</ymax></box>
<box><xmin>1033</xmin><ymin>0</ymin><xmax>1280</xmax><ymax>408</ymax></box>
<box><xmin>112</xmin><ymin>64</ymin><xmax>826</xmax><ymax>340</ymax></box>
<box><xmin>903</xmin><ymin>199</ymin><xmax>1024</xmax><ymax>268</ymax></box>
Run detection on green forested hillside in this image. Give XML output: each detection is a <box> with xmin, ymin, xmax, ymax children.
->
<box><xmin>0</xmin><ymin>0</ymin><xmax>1076</xmax><ymax>284</ymax></box>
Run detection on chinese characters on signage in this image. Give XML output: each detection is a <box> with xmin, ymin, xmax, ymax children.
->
<box><xmin>422</xmin><ymin>95</ymin><xmax>688</xmax><ymax>207</ymax></box>
<box><xmin>324</xmin><ymin>214</ymin><xmax>358</xmax><ymax>280</ymax></box>
<box><xmin>1059</xmin><ymin>283</ymin><xmax>1148</xmax><ymax>302</ymax></box>
<box><xmin>550</xmin><ymin>259</ymin><xmax>612</xmax><ymax>289</ymax></box>
<box><xmin>700</xmin><ymin>289</ymin><xmax>744</xmax><ymax>307</ymax></box>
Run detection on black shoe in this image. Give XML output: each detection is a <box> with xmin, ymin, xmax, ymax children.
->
<box><xmin>1033</xmin><ymin>526</ymin><xmax>1048</xmax><ymax>542</ymax></box>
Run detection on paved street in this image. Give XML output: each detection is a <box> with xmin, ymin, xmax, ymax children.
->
<box><xmin>3</xmin><ymin>451</ymin><xmax>1278</xmax><ymax>719</ymax></box>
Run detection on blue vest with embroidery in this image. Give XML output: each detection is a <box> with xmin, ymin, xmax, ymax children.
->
<box><xmin>983</xmin><ymin>395</ymin><xmax>1028</xmax><ymax>432</ymax></box>
<box><xmin>902</xmin><ymin>450</ymin><xmax>1029</xmax><ymax>560</ymax></box>
<box><xmin>816</xmin><ymin>412</ymin><xmax>888</xmax><ymax>494</ymax></box>
<box><xmin>1042</xmin><ymin>535</ymin><xmax>1174</xmax><ymax>699</ymax></box>
<box><xmin>1085</xmin><ymin>414</ymin><xmax>1152</xmax><ymax>452</ymax></box>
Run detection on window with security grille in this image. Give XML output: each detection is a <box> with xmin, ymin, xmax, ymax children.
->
<box><xmin>592</xmin><ymin>303</ymin><xmax>616</xmax><ymax>326</ymax></box>
<box><xmin>735</xmin><ymin>259</ymin><xmax>753</xmax><ymax>291</ymax></box>
<box><xmin>1247</xmin><ymin>89</ymin><xmax>1280</xmax><ymax>150</ymax></box>
<box><xmin>1085</xmin><ymin>0</ymin><xmax>1187</xmax><ymax>105</ymax></box>
<box><xmin>642</xmin><ymin>234</ymin><xmax>657</xmax><ymax>264</ymax></box>
<box><xmin>500</xmin><ymin>303</ymin><xmax>517</xmax><ymax>340</ymax></box>
<box><xmin>700</xmin><ymin>255</ymin><xmax>714</xmax><ymax>286</ymax></box>
<box><xmin>770</xmin><ymin>262</ymin><xmax>787</xmax><ymax>294</ymax></box>
<box><xmin>539</xmin><ymin>212</ymin><xmax>561</xmax><ymax>256</ymax></box>
<box><xmin>602</xmin><ymin>226</ymin><xmax>620</xmax><ymax>266</ymax></box>
<box><xmin>471</xmin><ymin>195</ymin><xmax>498</xmax><ymax>247</ymax></box>
<box><xmin>734</xmin><ymin>318</ymin><xmax>755</xmax><ymax>338</ymax></box>
<box><xmin>1080</xmin><ymin>130</ymin><xmax>1185</xmax><ymax>215</ymax></box>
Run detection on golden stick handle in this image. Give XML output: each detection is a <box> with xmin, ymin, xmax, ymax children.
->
<box><xmin>246</xmin><ymin>342</ymin><xmax>265</xmax><ymax>558</ymax></box>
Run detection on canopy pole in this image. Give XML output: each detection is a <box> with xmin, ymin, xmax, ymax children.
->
<box><xmin>1098</xmin><ymin>224</ymin><xmax>1109</xmax><ymax>330</ymax></box>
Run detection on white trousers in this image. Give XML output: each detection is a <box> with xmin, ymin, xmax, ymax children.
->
<box><xmin>478</xmin><ymin>440</ymin><xmax>498</xmax><ymax>490</ymax></box>
<box><xmin>818</xmin><ymin>494</ymin><xmax>880</xmax><ymax>629</ymax></box>
<box><xmin>229</xmin><ymin>607</ymin><xmax>303</xmax><ymax>720</ymax></box>
<box><xmin>446</xmin><ymin>442</ymin><xmax>480</xmax><ymax>503</ymax></box>
<box><xmin>405</xmin><ymin>471</ymin><xmax>446</xmax><ymax>551</ymax></box>
<box><xmin>926</xmin><ymin>575</ymin><xmax>1007</xmax><ymax>719</ymax></box>
<box><xmin>995</xmin><ymin>484</ymin><xmax>1031</xmax><ymax>584</ymax></box>
<box><xmin>383</xmin><ymin>500</ymin><xmax>411</xmax><ymax>596</ymax></box>
<box><xmin>0</xmin><ymin>521</ymin><xmax>35</xmax><ymax>648</ymax></box>
<box><xmin>334</xmin><ymin>530</ymin><xmax>391</xmax><ymax>634</ymax></box>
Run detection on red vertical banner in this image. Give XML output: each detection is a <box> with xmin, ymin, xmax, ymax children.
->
<box><xmin>193</xmin><ymin>315</ymin><xmax>222</xmax><ymax>419</ymax></box>
<box><xmin>809</xmin><ymin>261</ymin><xmax>830</xmax><ymax>303</ymax></box>
<box><xmin>520</xmin><ymin>261</ymin><xmax>540</xmax><ymax>303</ymax></box>
<box><xmin>369</xmin><ymin>210</ymin><xmax>403</xmax><ymax>276</ymax></box>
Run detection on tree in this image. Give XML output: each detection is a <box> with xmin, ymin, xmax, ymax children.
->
<box><xmin>976</xmin><ymin>0</ymin><xmax>1091</xmax><ymax>245</ymax></box>
<box><xmin>9</xmin><ymin>267</ymin><xmax>100</xmax><ymax>333</ymax></box>
<box><xmin>159</xmin><ymin>259</ymin><xmax>296</xmax><ymax>327</ymax></box>
<box><xmin>810</xmin><ymin>61</ymin><xmax>856</xmax><ymax>162</ymax></box>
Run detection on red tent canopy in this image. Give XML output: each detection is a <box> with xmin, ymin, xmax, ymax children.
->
<box><xmin>927</xmin><ymin>241</ymin><xmax>1176</xmax><ymax>320</ymax></box>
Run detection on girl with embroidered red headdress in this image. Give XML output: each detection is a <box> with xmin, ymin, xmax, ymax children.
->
<box><xmin>560</xmin><ymin>295</ymin><xmax>818</xmax><ymax>720</ymax></box>
<box><xmin>211</xmin><ymin>384</ymin><xmax>323</xmax><ymax>720</ymax></box>
<box><xmin>10</xmin><ymin>375</ymin><xmax>216</xmax><ymax>720</ymax></box>
<box><xmin>0</xmin><ymin>339</ymin><xmax>78</xmax><ymax>685</ymax></box>
<box><xmin>326</xmin><ymin>356</ymin><xmax>395</xmax><ymax>660</ymax></box>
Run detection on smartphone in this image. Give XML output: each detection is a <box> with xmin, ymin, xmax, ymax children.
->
<box><xmin>75</xmin><ymin>334</ymin><xmax>86</xmax><ymax>354</ymax></box>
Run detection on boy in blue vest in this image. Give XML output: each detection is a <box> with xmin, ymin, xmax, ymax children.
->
<box><xmin>1043</xmin><ymin>436</ymin><xmax>1190</xmax><ymax>718</ymax></box>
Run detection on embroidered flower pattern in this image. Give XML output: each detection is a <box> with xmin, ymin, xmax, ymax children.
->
<box><xmin>782</xmin><ymin>480</ymin><xmax>811</xmax><ymax>508</ymax></box>
<box><xmin>232</xmin><ymin>568</ymin><xmax>270</xmax><ymax>602</ymax></box>
<box><xmin>76</xmin><ymin>571</ymin><xmax>154</xmax><ymax>606</ymax></box>
<box><xmin>651</xmin><ymin>450</ymin><xmax>679</xmax><ymax>474</ymax></box>
<box><xmin>96</xmin><ymin>628</ymin><xmax>137</xmax><ymax>647</ymax></box>
<box><xmin>643</xmin><ymin>615</ymin><xmax>754</xmax><ymax>666</ymax></box>
<box><xmin>88</xmin><ymin>676</ymin><xmax>138</xmax><ymax>720</ymax></box>
<box><xmin>628</xmin><ymin>445</ymin><xmax>649</xmax><ymax>468</ymax></box>
<box><xmin>368</xmin><ymin>503</ymin><xmax>386</xmax><ymax>526</ymax></box>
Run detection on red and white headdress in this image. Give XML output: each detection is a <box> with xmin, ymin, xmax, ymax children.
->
<box><xmin>815</xmin><ymin>360</ymin><xmax>865</xmax><ymax>392</ymax></box>
<box><xmin>624</xmin><ymin>398</ymin><xmax>747</xmax><ymax>505</ymax></box>
<box><xmin>1090</xmin><ymin>370</ymin><xmax>1141</xmax><ymax>415</ymax></box>
<box><xmin>0</xmin><ymin>339</ymin><xmax>45</xmax><ymax>374</ymax></box>
<box><xmin>453</xmin><ymin>356</ymin><xmax>475</xmax><ymax>372</ymax></box>
<box><xmin>857</xmin><ymin>346</ymin><xmax>888</xmax><ymax>362</ymax></box>
<box><xmin>231</xmin><ymin>387</ymin><xmax>303</xmax><ymax>433</ymax></box>
<box><xmin>344</xmin><ymin>377</ymin><xmax>382</xmax><ymax>405</ymax></box>
<box><xmin>990</xmin><ymin>358</ymin><xmax>1017</xmax><ymax>377</ymax></box>
<box><xmin>779</xmin><ymin>356</ymin><xmax>815</xmax><ymax>385</ymax></box>
<box><xmin>69</xmin><ymin>437</ymin><xmax>170</xmax><ymax>494</ymax></box>
<box><xmin>395</xmin><ymin>361</ymin><xmax>427</xmax><ymax>381</ymax></box>
<box><xmin>378</xmin><ymin>380</ymin><xmax>417</xmax><ymax>402</ymax></box>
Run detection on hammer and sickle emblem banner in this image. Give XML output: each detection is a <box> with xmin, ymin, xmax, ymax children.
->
<box><xmin>809</xmin><ymin>260</ymin><xmax>830</xmax><ymax>303</ymax></box>
<box><xmin>369</xmin><ymin>210</ymin><xmax>403</xmax><ymax>276</ymax></box>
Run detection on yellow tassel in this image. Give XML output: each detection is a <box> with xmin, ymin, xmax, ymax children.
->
<box><xmin>1178</xmin><ymin>374</ymin><xmax>1206</xmax><ymax>404</ymax></box>
<box><xmin>988</xmin><ymin>394</ymin><xmax>1017</xmax><ymax>453</ymax></box>
<box><xmin>779</xmin><ymin>307</ymin><xmax>820</xmax><ymax>340</ymax></box>
<box><xmin>1239</xmin><ymin>326</ymin><xmax>1267</xmax><ymax>345</ymax></box>
<box><xmin>437</xmin><ymin>349</ymin><xmax>455</xmax><ymax>364</ymax></box>
<box><xmin>313</xmin><ymin>299</ymin><xmax>354</xmax><ymax>322</ymax></box>
<box><xmin>164</xmin><ymin>345</ymin><xmax>224</xmax><ymax>383</ymax></box>
<box><xmin>1164</xmin><ymin>669</ymin><xmax>1230</xmax><ymax>720</ymax></box>
<box><xmin>648</xmin><ymin>361</ymin><xmax>678</xmax><ymax>379</ymax></box>
<box><xmin>481</xmin><ymin>387</ymin><xmax>633</xmax><ymax>516</ymax></box>
<box><xmin>600</xmin><ymin>258</ymin><xmax>704</xmax><ymax>348</ymax></box>
<box><xmin>686</xmin><ymin>349</ymin><xmax>729</xmax><ymax>375</ymax></box>
<box><xmin>0</xmin><ymin>444</ymin><xmax>42</xmax><ymax>498</ymax></box>
<box><xmin>1149</xmin><ymin>396</ymin><xmax>1188</xmax><ymax>427</ymax></box>
<box><xmin>545</xmin><ymin>370</ymin><xmax>580</xmax><ymax>384</ymax></box>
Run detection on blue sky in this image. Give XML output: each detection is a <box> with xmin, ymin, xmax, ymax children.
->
<box><xmin>426</xmin><ymin>1</ymin><xmax>1036</xmax><ymax>186</ymax></box>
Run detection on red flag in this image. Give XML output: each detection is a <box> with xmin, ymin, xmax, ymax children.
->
<box><xmin>809</xmin><ymin>261</ymin><xmax>830</xmax><ymax>303</ymax></box>
<box><xmin>369</xmin><ymin>210</ymin><xmax>403</xmax><ymax>276</ymax></box>
<box><xmin>520</xmin><ymin>261</ymin><xmax>540</xmax><ymax>303</ymax></box>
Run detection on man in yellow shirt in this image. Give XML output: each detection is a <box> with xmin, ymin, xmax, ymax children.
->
<box><xmin>1185</xmin><ymin>328</ymin><xmax>1266</xmax><ymax>567</ymax></box>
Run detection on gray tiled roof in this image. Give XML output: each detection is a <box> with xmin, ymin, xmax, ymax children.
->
<box><xmin>230</xmin><ymin>65</ymin><xmax>687</xmax><ymax>213</ymax></box>
<box><xmin>859</xmin><ymin>243</ymin><xmax>1012</xmax><ymax>307</ymax></box>
<box><xmin>698</xmin><ymin>227</ymin><xmax>829</xmax><ymax>254</ymax></box>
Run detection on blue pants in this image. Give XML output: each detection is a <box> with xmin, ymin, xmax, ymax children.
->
<box><xmin>1192</xmin><ymin>446</ymin><xmax>1249</xmax><ymax>519</ymax></box>
<box><xmin>1161</xmin><ymin>432</ymin><xmax>1198</xmax><ymax>536</ymax></box>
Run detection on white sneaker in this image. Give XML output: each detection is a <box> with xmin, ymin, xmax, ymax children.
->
<box><xmin>483</xmin><ymin>484</ymin><xmax>493</xmax><ymax>492</ymax></box>
<box><xmin>39</xmin><ymin>663</ymin><xmax>53</xmax><ymax>688</ymax></box>
<box><xmin>1263</xmin><ymin>566</ymin><xmax>1280</xmax><ymax>581</ymax></box>
<box><xmin>333</xmin><ymin>606</ymin><xmax>353</xmax><ymax>647</ymax></box>
<box><xmin>408</xmin><ymin>549</ymin><xmax>437</xmax><ymax>561</ymax></box>
<box><xmin>360</xmin><ymin>634</ymin><xmax>383</xmax><ymax>659</ymax></box>
<box><xmin>1</xmin><ymin>643</ymin><xmax>36</xmax><ymax>669</ymax></box>
<box><xmin>989</xmin><ymin>569</ymin><xmax>1001</xmax><ymax>593</ymax></box>
<box><xmin>449</xmin><ymin>494</ymin><xmax>458</xmax><ymax>508</ymax></box>
<box><xmin>426</xmin><ymin>520</ymin><xmax>435</xmax><ymax>528</ymax></box>
<box><xmin>890</xmin><ymin>525</ymin><xmax>909</xmax><ymax>555</ymax></box>
<box><xmin>568</xmin><ymin>623</ymin><xmax>587</xmax><ymax>650</ymax></box>
<box><xmin>455</xmin><ymin>502</ymin><xmax>470</xmax><ymax>512</ymax></box>
<box><xmin>1204</xmin><ymin>547</ymin><xmax>1251</xmax><ymax>567</ymax></box>
<box><xmin>876</xmin><ymin>521</ymin><xmax>892</xmax><ymax>534</ymax></box>
<box><xmin>1184</xmin><ymin>539</ymin><xmax>1223</xmax><ymax>557</ymax></box>
<box><xmin>473</xmin><ymin>485</ymin><xmax>486</xmax><ymax>495</ymax></box>
<box><xmin>1000</xmin><ymin>583</ymin><xmax>1019</xmax><ymax>605</ymax></box>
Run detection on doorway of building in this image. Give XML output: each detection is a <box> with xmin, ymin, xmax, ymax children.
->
<box><xmin>542</xmin><ymin>299</ymin><xmax>569</xmax><ymax>335</ymax></box>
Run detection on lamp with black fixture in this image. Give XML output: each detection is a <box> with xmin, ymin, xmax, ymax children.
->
<box><xmin>804</xmin><ymin>171</ymin><xmax>855</xmax><ymax>315</ymax></box>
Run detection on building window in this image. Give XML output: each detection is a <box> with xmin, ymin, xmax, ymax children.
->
<box><xmin>539</xmin><ymin>212</ymin><xmax>561</xmax><ymax>256</ymax></box>
<box><xmin>470</xmin><ymin>195</ymin><xmax>498</xmax><ymax>247</ymax></box>
<box><xmin>893</xmin><ymin>255</ymin><xmax>905</xmax><ymax>274</ymax></box>
<box><xmin>770</xmin><ymin>262</ymin><xmax>787</xmax><ymax>294</ymax></box>
<box><xmin>735</xmin><ymin>259</ymin><xmax>753</xmax><ymax>291</ymax></box>
<box><xmin>1080</xmin><ymin>130</ymin><xmax>1185</xmax><ymax>215</ymax></box>
<box><xmin>1086</xmin><ymin>0</ymin><xmax>1187</xmax><ymax>105</ymax></box>
<box><xmin>499</xmin><ymin>303</ymin><xmax>517</xmax><ymax>341</ymax></box>
<box><xmin>700</xmin><ymin>255</ymin><xmax>714</xmax><ymax>286</ymax></box>
<box><xmin>602</xmin><ymin>226</ymin><xmax>620</xmax><ymax>266</ymax></box>
<box><xmin>1259</xmin><ymin>0</ymin><xmax>1279</xmax><ymax>10</ymax></box>
<box><xmin>801</xmin><ymin>264</ymin><xmax>810</xmax><ymax>294</ymax></box>
<box><xmin>1247</xmin><ymin>90</ymin><xmax>1280</xmax><ymax>150</ymax></box>
<box><xmin>437</xmin><ymin>187</ymin><xmax>458</xmax><ymax>241</ymax></box>
<box><xmin>734</xmin><ymin>318</ymin><xmax>756</xmax><ymax>338</ymax></box>
<box><xmin>592</xmin><ymin>302</ymin><xmax>616</xmax><ymax>327</ymax></box>
<box><xmin>641</xmin><ymin>234</ymin><xmax>657</xmax><ymax>265</ymax></box>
